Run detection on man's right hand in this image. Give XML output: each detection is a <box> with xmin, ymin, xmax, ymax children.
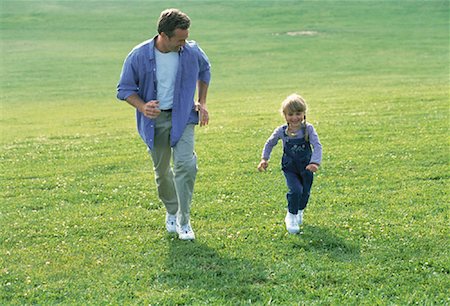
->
<box><xmin>140</xmin><ymin>100</ymin><xmax>161</xmax><ymax>119</ymax></box>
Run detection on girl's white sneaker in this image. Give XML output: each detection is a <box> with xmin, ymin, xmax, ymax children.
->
<box><xmin>285</xmin><ymin>212</ymin><xmax>300</xmax><ymax>234</ymax></box>
<box><xmin>297</xmin><ymin>210</ymin><xmax>304</xmax><ymax>225</ymax></box>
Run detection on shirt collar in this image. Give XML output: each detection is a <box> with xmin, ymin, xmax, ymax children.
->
<box><xmin>149</xmin><ymin>35</ymin><xmax>185</xmax><ymax>59</ymax></box>
<box><xmin>147</xmin><ymin>36</ymin><xmax>157</xmax><ymax>60</ymax></box>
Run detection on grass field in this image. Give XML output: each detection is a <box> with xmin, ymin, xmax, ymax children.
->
<box><xmin>1</xmin><ymin>0</ymin><xmax>449</xmax><ymax>304</ymax></box>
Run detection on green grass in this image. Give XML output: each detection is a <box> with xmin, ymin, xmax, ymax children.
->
<box><xmin>1</xmin><ymin>0</ymin><xmax>449</xmax><ymax>304</ymax></box>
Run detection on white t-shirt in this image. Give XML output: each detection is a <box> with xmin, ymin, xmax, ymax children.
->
<box><xmin>155</xmin><ymin>49</ymin><xmax>179</xmax><ymax>110</ymax></box>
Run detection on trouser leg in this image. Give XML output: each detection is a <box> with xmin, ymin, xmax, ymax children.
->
<box><xmin>149</xmin><ymin>113</ymin><xmax>178</xmax><ymax>215</ymax></box>
<box><xmin>283</xmin><ymin>170</ymin><xmax>302</xmax><ymax>214</ymax></box>
<box><xmin>299</xmin><ymin>170</ymin><xmax>314</xmax><ymax>210</ymax></box>
<box><xmin>172</xmin><ymin>124</ymin><xmax>197</xmax><ymax>226</ymax></box>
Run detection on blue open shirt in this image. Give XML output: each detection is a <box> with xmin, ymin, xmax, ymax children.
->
<box><xmin>117</xmin><ymin>36</ymin><xmax>211</xmax><ymax>149</ymax></box>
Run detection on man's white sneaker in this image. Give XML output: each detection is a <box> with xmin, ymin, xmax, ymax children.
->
<box><xmin>297</xmin><ymin>210</ymin><xmax>304</xmax><ymax>225</ymax></box>
<box><xmin>166</xmin><ymin>213</ymin><xmax>177</xmax><ymax>233</ymax></box>
<box><xmin>177</xmin><ymin>223</ymin><xmax>195</xmax><ymax>240</ymax></box>
<box><xmin>285</xmin><ymin>212</ymin><xmax>300</xmax><ymax>234</ymax></box>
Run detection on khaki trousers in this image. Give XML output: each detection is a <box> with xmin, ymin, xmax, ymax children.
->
<box><xmin>149</xmin><ymin>112</ymin><xmax>197</xmax><ymax>226</ymax></box>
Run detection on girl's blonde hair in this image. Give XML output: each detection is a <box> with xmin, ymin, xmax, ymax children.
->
<box><xmin>280</xmin><ymin>93</ymin><xmax>308</xmax><ymax>115</ymax></box>
<box><xmin>281</xmin><ymin>93</ymin><xmax>309</xmax><ymax>141</ymax></box>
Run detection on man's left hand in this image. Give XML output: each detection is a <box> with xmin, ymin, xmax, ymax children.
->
<box><xmin>195</xmin><ymin>102</ymin><xmax>209</xmax><ymax>127</ymax></box>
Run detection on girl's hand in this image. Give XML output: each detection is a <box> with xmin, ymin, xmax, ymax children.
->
<box><xmin>306</xmin><ymin>163</ymin><xmax>319</xmax><ymax>173</ymax></box>
<box><xmin>257</xmin><ymin>160</ymin><xmax>268</xmax><ymax>172</ymax></box>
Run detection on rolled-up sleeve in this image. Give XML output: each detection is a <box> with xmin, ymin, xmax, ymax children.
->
<box><xmin>117</xmin><ymin>52</ymin><xmax>139</xmax><ymax>101</ymax></box>
<box><xmin>197</xmin><ymin>45</ymin><xmax>211</xmax><ymax>85</ymax></box>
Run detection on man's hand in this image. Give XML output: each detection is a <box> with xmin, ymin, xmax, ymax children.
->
<box><xmin>140</xmin><ymin>100</ymin><xmax>161</xmax><ymax>119</ymax></box>
<box><xmin>195</xmin><ymin>102</ymin><xmax>209</xmax><ymax>126</ymax></box>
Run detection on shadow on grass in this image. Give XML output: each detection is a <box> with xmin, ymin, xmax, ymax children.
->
<box><xmin>160</xmin><ymin>239</ymin><xmax>267</xmax><ymax>303</ymax></box>
<box><xmin>292</xmin><ymin>225</ymin><xmax>361</xmax><ymax>261</ymax></box>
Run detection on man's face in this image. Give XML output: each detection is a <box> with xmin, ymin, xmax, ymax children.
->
<box><xmin>163</xmin><ymin>28</ymin><xmax>189</xmax><ymax>52</ymax></box>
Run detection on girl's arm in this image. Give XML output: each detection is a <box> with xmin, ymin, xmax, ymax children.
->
<box><xmin>306</xmin><ymin>124</ymin><xmax>322</xmax><ymax>172</ymax></box>
<box><xmin>258</xmin><ymin>126</ymin><xmax>284</xmax><ymax>171</ymax></box>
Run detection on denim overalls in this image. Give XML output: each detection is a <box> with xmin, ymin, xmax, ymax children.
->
<box><xmin>281</xmin><ymin>125</ymin><xmax>314</xmax><ymax>214</ymax></box>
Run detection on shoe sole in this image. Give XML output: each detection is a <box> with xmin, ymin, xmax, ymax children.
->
<box><xmin>179</xmin><ymin>235</ymin><xmax>195</xmax><ymax>240</ymax></box>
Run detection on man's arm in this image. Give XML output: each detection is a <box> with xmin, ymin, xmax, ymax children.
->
<box><xmin>195</xmin><ymin>80</ymin><xmax>209</xmax><ymax>126</ymax></box>
<box><xmin>126</xmin><ymin>93</ymin><xmax>161</xmax><ymax>119</ymax></box>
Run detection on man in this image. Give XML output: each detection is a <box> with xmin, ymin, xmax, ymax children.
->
<box><xmin>117</xmin><ymin>8</ymin><xmax>211</xmax><ymax>240</ymax></box>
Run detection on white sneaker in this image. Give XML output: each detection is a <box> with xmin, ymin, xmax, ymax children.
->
<box><xmin>297</xmin><ymin>210</ymin><xmax>304</xmax><ymax>225</ymax></box>
<box><xmin>165</xmin><ymin>213</ymin><xmax>177</xmax><ymax>233</ymax></box>
<box><xmin>285</xmin><ymin>212</ymin><xmax>300</xmax><ymax>234</ymax></box>
<box><xmin>177</xmin><ymin>223</ymin><xmax>195</xmax><ymax>240</ymax></box>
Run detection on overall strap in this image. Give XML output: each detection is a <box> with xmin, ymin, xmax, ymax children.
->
<box><xmin>282</xmin><ymin>125</ymin><xmax>288</xmax><ymax>140</ymax></box>
<box><xmin>283</xmin><ymin>123</ymin><xmax>309</xmax><ymax>142</ymax></box>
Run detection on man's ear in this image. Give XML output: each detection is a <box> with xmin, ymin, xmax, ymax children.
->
<box><xmin>160</xmin><ymin>32</ymin><xmax>169</xmax><ymax>40</ymax></box>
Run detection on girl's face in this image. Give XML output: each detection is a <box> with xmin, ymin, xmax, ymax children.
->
<box><xmin>284</xmin><ymin>111</ymin><xmax>305</xmax><ymax>129</ymax></box>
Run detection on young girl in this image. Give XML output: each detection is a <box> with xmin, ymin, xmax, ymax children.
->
<box><xmin>257</xmin><ymin>93</ymin><xmax>322</xmax><ymax>234</ymax></box>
